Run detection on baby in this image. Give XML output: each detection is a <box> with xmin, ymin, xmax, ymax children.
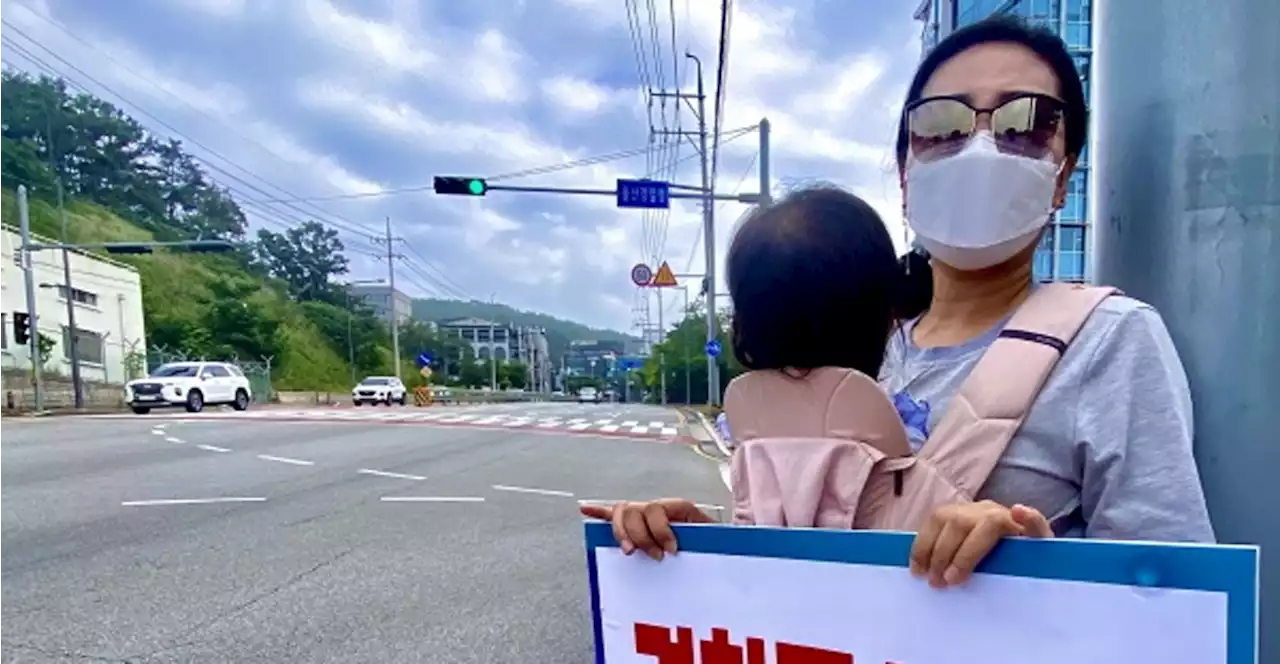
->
<box><xmin>719</xmin><ymin>185</ymin><xmax>920</xmax><ymax>528</ymax></box>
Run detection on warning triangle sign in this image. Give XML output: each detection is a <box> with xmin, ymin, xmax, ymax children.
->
<box><xmin>651</xmin><ymin>261</ymin><xmax>678</xmax><ymax>287</ymax></box>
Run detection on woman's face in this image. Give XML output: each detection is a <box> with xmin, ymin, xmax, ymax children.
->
<box><xmin>916</xmin><ymin>41</ymin><xmax>1074</xmax><ymax>207</ymax></box>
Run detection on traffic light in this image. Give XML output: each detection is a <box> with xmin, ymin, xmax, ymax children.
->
<box><xmin>433</xmin><ymin>176</ymin><xmax>487</xmax><ymax>196</ymax></box>
<box><xmin>13</xmin><ymin>312</ymin><xmax>30</xmax><ymax>345</ymax></box>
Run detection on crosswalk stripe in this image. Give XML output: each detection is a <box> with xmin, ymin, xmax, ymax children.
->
<box><xmin>621</xmin><ymin>420</ymin><xmax>639</xmax><ymax>427</ymax></box>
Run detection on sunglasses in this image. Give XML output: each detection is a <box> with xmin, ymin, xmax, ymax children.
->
<box><xmin>905</xmin><ymin>92</ymin><xmax>1066</xmax><ymax>162</ymax></box>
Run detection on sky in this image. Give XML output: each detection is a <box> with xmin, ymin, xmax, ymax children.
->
<box><xmin>1</xmin><ymin>0</ymin><xmax>924</xmax><ymax>334</ymax></box>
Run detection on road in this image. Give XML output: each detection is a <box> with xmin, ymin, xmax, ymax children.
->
<box><xmin>1</xmin><ymin>402</ymin><xmax>728</xmax><ymax>663</ymax></box>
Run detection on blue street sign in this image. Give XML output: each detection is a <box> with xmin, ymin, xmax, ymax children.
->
<box><xmin>616</xmin><ymin>179</ymin><xmax>671</xmax><ymax>209</ymax></box>
<box><xmin>705</xmin><ymin>339</ymin><xmax>722</xmax><ymax>358</ymax></box>
<box><xmin>415</xmin><ymin>352</ymin><xmax>432</xmax><ymax>368</ymax></box>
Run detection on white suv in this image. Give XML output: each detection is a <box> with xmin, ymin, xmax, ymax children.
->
<box><xmin>577</xmin><ymin>386</ymin><xmax>600</xmax><ymax>403</ymax></box>
<box><xmin>126</xmin><ymin>362</ymin><xmax>253</xmax><ymax>414</ymax></box>
<box><xmin>352</xmin><ymin>376</ymin><xmax>407</xmax><ymax>406</ymax></box>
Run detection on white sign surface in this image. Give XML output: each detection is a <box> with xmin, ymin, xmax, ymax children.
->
<box><xmin>584</xmin><ymin>523</ymin><xmax>1258</xmax><ymax>664</ymax></box>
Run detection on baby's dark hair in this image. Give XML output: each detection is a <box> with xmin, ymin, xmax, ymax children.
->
<box><xmin>727</xmin><ymin>186</ymin><xmax>902</xmax><ymax>379</ymax></box>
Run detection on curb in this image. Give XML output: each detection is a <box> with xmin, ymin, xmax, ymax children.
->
<box><xmin>693</xmin><ymin>410</ymin><xmax>734</xmax><ymax>459</ymax></box>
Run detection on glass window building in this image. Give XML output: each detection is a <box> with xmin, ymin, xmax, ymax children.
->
<box><xmin>913</xmin><ymin>0</ymin><xmax>1093</xmax><ymax>282</ymax></box>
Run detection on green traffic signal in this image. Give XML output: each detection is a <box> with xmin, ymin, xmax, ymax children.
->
<box><xmin>434</xmin><ymin>176</ymin><xmax>488</xmax><ymax>196</ymax></box>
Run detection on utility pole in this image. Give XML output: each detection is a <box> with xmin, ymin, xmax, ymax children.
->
<box><xmin>17</xmin><ymin>186</ymin><xmax>44</xmax><ymax>412</ymax></box>
<box><xmin>47</xmin><ymin>113</ymin><xmax>85</xmax><ymax>409</ymax></box>
<box><xmin>759</xmin><ymin>118</ymin><xmax>772</xmax><ymax>205</ymax></box>
<box><xmin>56</xmin><ymin>179</ymin><xmax>84</xmax><ymax>410</ymax></box>
<box><xmin>489</xmin><ymin>293</ymin><xmax>498</xmax><ymax>391</ymax></box>
<box><xmin>379</xmin><ymin>217</ymin><xmax>401</xmax><ymax>379</ymax></box>
<box><xmin>1096</xmin><ymin>0</ymin><xmax>1278</xmax><ymax>659</ymax></box>
<box><xmin>668</xmin><ymin>52</ymin><xmax>720</xmax><ymax>407</ymax></box>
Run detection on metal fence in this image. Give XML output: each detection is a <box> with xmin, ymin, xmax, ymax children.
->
<box><xmin>145</xmin><ymin>346</ymin><xmax>275</xmax><ymax>403</ymax></box>
<box><xmin>0</xmin><ymin>345</ymin><xmax>279</xmax><ymax>411</ymax></box>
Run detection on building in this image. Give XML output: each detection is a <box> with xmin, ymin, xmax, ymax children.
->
<box><xmin>1</xmin><ymin>225</ymin><xmax>147</xmax><ymax>385</ymax></box>
<box><xmin>562</xmin><ymin>339</ymin><xmax>626</xmax><ymax>378</ymax></box>
<box><xmin>350</xmin><ymin>283</ymin><xmax>412</xmax><ymax>327</ymax></box>
<box><xmin>915</xmin><ymin>0</ymin><xmax>1093</xmax><ymax>282</ymax></box>
<box><xmin>436</xmin><ymin>317</ymin><xmax>552</xmax><ymax>392</ymax></box>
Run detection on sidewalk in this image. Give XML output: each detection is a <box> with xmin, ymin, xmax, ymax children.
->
<box><xmin>679</xmin><ymin>408</ymin><xmax>733</xmax><ymax>491</ymax></box>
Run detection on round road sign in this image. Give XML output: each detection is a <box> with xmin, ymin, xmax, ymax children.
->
<box><xmin>705</xmin><ymin>339</ymin><xmax>722</xmax><ymax>358</ymax></box>
<box><xmin>630</xmin><ymin>263</ymin><xmax>654</xmax><ymax>287</ymax></box>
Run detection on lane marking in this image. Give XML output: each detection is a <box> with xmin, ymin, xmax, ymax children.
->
<box><xmin>661</xmin><ymin>427</ymin><xmax>679</xmax><ymax>437</ymax></box>
<box><xmin>492</xmin><ymin>484</ymin><xmax>575</xmax><ymax>498</ymax></box>
<box><xmin>649</xmin><ymin>421</ymin><xmax>665</xmax><ymax>428</ymax></box>
<box><xmin>150</xmin><ymin>430</ymin><xmax>166</xmax><ymax>436</ymax></box>
<box><xmin>600</xmin><ymin>424</ymin><xmax>620</xmax><ymax>433</ymax></box>
<box><xmin>196</xmin><ymin>444</ymin><xmax>231</xmax><ymax>453</ymax></box>
<box><xmin>380</xmin><ymin>496</ymin><xmax>485</xmax><ymax>503</ymax></box>
<box><xmin>121</xmin><ymin>497</ymin><xmax>266</xmax><ymax>507</ymax></box>
<box><xmin>358</xmin><ymin>468</ymin><xmax>426</xmax><ymax>481</ymax></box>
<box><xmin>629</xmin><ymin>426</ymin><xmax>648</xmax><ymax>434</ymax></box>
<box><xmin>164</xmin><ymin>436</ymin><xmax>185</xmax><ymax>444</ymax></box>
<box><xmin>568</xmin><ymin>422</ymin><xmax>591</xmax><ymax>431</ymax></box>
<box><xmin>256</xmin><ymin>454</ymin><xmax>315</xmax><ymax>466</ymax></box>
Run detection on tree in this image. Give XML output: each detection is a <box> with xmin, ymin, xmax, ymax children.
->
<box><xmin>642</xmin><ymin>303</ymin><xmax>740</xmax><ymax>404</ymax></box>
<box><xmin>254</xmin><ymin>221</ymin><xmax>348</xmax><ymax>301</ymax></box>
<box><xmin>300</xmin><ymin>299</ymin><xmax>389</xmax><ymax>377</ymax></box>
<box><xmin>499</xmin><ymin>361</ymin><xmax>529</xmax><ymax>390</ymax></box>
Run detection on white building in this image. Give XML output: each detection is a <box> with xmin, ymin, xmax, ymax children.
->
<box><xmin>1</xmin><ymin>225</ymin><xmax>147</xmax><ymax>385</ymax></box>
<box><xmin>350</xmin><ymin>283</ymin><xmax>412</xmax><ymax>327</ymax></box>
<box><xmin>437</xmin><ymin>317</ymin><xmax>553</xmax><ymax>392</ymax></box>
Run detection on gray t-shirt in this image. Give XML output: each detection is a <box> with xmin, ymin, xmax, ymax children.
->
<box><xmin>880</xmin><ymin>294</ymin><xmax>1215</xmax><ymax>542</ymax></box>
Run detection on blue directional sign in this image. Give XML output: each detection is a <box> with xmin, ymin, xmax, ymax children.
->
<box><xmin>616</xmin><ymin>179</ymin><xmax>671</xmax><ymax>209</ymax></box>
<box><xmin>415</xmin><ymin>352</ymin><xmax>432</xmax><ymax>368</ymax></box>
<box><xmin>705</xmin><ymin>339</ymin><xmax>722</xmax><ymax>358</ymax></box>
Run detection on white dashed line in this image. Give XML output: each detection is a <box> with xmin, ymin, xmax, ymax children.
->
<box><xmin>151</xmin><ymin>430</ymin><xmax>166</xmax><ymax>436</ymax></box>
<box><xmin>568</xmin><ymin>422</ymin><xmax>591</xmax><ymax>431</ymax></box>
<box><xmin>122</xmin><ymin>497</ymin><xmax>266</xmax><ymax>507</ymax></box>
<box><xmin>196</xmin><ymin>444</ymin><xmax>231</xmax><ymax>453</ymax></box>
<box><xmin>492</xmin><ymin>484</ymin><xmax>575</xmax><ymax>498</ymax></box>
<box><xmin>256</xmin><ymin>454</ymin><xmax>315</xmax><ymax>466</ymax></box>
<box><xmin>599</xmin><ymin>424</ymin><xmax>620</xmax><ymax>433</ymax></box>
<box><xmin>649</xmin><ymin>421</ymin><xmax>664</xmax><ymax>428</ymax></box>
<box><xmin>164</xmin><ymin>436</ymin><xmax>185</xmax><ymax>444</ymax></box>
<box><xmin>621</xmin><ymin>420</ymin><xmax>639</xmax><ymax>427</ymax></box>
<box><xmin>629</xmin><ymin>426</ymin><xmax>648</xmax><ymax>434</ymax></box>
<box><xmin>380</xmin><ymin>496</ymin><xmax>485</xmax><ymax>503</ymax></box>
<box><xmin>661</xmin><ymin>427</ymin><xmax>678</xmax><ymax>437</ymax></box>
<box><xmin>358</xmin><ymin>468</ymin><xmax>426</xmax><ymax>481</ymax></box>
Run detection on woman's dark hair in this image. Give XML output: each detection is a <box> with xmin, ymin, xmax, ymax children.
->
<box><xmin>727</xmin><ymin>186</ymin><xmax>900</xmax><ymax>378</ymax></box>
<box><xmin>893</xmin><ymin>15</ymin><xmax>1089</xmax><ymax>319</ymax></box>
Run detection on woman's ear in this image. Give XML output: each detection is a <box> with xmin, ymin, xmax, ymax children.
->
<box><xmin>1053</xmin><ymin>155</ymin><xmax>1078</xmax><ymax>209</ymax></box>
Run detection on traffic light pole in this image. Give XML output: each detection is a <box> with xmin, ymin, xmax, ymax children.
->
<box><xmin>481</xmin><ymin>183</ymin><xmax>759</xmax><ymax>203</ymax></box>
<box><xmin>17</xmin><ymin>185</ymin><xmax>44</xmax><ymax>412</ymax></box>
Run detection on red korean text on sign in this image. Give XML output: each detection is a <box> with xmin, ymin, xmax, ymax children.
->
<box><xmin>633</xmin><ymin>622</ymin><xmax>905</xmax><ymax>664</ymax></box>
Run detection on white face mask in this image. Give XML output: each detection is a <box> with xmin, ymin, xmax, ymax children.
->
<box><xmin>904</xmin><ymin>133</ymin><xmax>1061</xmax><ymax>271</ymax></box>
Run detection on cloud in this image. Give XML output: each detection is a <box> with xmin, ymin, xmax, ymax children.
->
<box><xmin>0</xmin><ymin>0</ymin><xmax>923</xmax><ymax>333</ymax></box>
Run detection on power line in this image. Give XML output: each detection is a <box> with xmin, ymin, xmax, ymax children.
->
<box><xmin>0</xmin><ymin>25</ymin><xmax>376</xmax><ymax>244</ymax></box>
<box><xmin>9</xmin><ymin>13</ymin><xmax>382</xmax><ymax>239</ymax></box>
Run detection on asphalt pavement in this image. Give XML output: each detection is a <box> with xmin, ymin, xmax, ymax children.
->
<box><xmin>1</xmin><ymin>402</ymin><xmax>727</xmax><ymax>663</ymax></box>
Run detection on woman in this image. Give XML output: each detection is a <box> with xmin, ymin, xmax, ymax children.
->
<box><xmin>580</xmin><ymin>16</ymin><xmax>1214</xmax><ymax>588</ymax></box>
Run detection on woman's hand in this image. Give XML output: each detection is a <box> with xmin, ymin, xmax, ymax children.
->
<box><xmin>910</xmin><ymin>500</ymin><xmax>1053</xmax><ymax>588</ymax></box>
<box><xmin>580</xmin><ymin>499</ymin><xmax>716</xmax><ymax>561</ymax></box>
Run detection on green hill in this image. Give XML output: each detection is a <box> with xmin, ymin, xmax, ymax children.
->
<box><xmin>1</xmin><ymin>190</ymin><xmax>364</xmax><ymax>390</ymax></box>
<box><xmin>412</xmin><ymin>298</ymin><xmax>636</xmax><ymax>362</ymax></box>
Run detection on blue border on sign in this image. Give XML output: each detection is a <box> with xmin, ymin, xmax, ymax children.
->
<box><xmin>583</xmin><ymin>521</ymin><xmax>1258</xmax><ymax>664</ymax></box>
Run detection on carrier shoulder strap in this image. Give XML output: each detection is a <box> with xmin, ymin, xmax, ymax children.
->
<box><xmin>918</xmin><ymin>283</ymin><xmax>1119</xmax><ymax>498</ymax></box>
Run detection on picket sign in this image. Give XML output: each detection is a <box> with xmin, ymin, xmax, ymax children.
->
<box><xmin>584</xmin><ymin>521</ymin><xmax>1259</xmax><ymax>664</ymax></box>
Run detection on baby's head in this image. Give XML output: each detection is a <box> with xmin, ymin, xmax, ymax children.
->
<box><xmin>727</xmin><ymin>186</ymin><xmax>902</xmax><ymax>379</ymax></box>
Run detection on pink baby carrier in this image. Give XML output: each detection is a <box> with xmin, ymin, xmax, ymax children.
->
<box><xmin>724</xmin><ymin>283</ymin><xmax>1117</xmax><ymax>530</ymax></box>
